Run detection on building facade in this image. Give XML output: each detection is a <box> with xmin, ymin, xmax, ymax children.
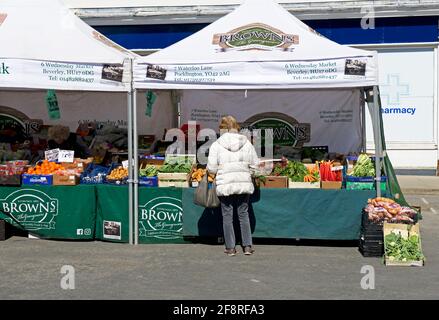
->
<box><xmin>66</xmin><ymin>0</ymin><xmax>439</xmax><ymax>169</ymax></box>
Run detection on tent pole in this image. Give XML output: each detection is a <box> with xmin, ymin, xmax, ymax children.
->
<box><xmin>133</xmin><ymin>89</ymin><xmax>139</xmax><ymax>245</ymax></box>
<box><xmin>373</xmin><ymin>86</ymin><xmax>382</xmax><ymax>197</ymax></box>
<box><xmin>362</xmin><ymin>89</ymin><xmax>367</xmax><ymax>153</ymax></box>
<box><xmin>127</xmin><ymin>88</ymin><xmax>134</xmax><ymax>245</ymax></box>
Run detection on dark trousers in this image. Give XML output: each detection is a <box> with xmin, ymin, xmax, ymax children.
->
<box><xmin>219</xmin><ymin>194</ymin><xmax>252</xmax><ymax>249</ymax></box>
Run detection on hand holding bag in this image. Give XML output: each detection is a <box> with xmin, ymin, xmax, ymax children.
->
<box><xmin>193</xmin><ymin>172</ymin><xmax>220</xmax><ymax>208</ymax></box>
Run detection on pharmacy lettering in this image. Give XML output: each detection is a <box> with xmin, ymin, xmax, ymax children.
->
<box><xmin>0</xmin><ymin>189</ymin><xmax>58</xmax><ymax>230</ymax></box>
<box><xmin>213</xmin><ymin>23</ymin><xmax>299</xmax><ymax>52</ymax></box>
<box><xmin>139</xmin><ymin>197</ymin><xmax>183</xmax><ymax>240</ymax></box>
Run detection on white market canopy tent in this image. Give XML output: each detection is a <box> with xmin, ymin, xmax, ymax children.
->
<box><xmin>0</xmin><ymin>0</ymin><xmax>135</xmax><ymax>91</ymax></box>
<box><xmin>131</xmin><ymin>0</ymin><xmax>391</xmax><ymax>245</ymax></box>
<box><xmin>134</xmin><ymin>0</ymin><xmax>378</xmax><ymax>89</ymax></box>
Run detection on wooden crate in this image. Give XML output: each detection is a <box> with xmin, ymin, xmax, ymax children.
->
<box><xmin>321</xmin><ymin>181</ymin><xmax>342</xmax><ymax>189</ymax></box>
<box><xmin>158</xmin><ymin>172</ymin><xmax>190</xmax><ymax>188</ymax></box>
<box><xmin>53</xmin><ymin>174</ymin><xmax>79</xmax><ymax>186</ymax></box>
<box><xmin>288</xmin><ymin>179</ymin><xmax>320</xmax><ymax>189</ymax></box>
<box><xmin>384</xmin><ymin>222</ymin><xmax>424</xmax><ymax>267</ymax></box>
<box><xmin>260</xmin><ymin>176</ymin><xmax>288</xmax><ymax>188</ymax></box>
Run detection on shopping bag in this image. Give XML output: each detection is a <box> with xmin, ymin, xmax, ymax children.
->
<box><xmin>193</xmin><ymin>172</ymin><xmax>220</xmax><ymax>208</ymax></box>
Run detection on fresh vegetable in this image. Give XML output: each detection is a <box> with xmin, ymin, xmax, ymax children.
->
<box><xmin>319</xmin><ymin>161</ymin><xmax>342</xmax><ymax>182</ymax></box>
<box><xmin>107</xmin><ymin>167</ymin><xmax>128</xmax><ymax>181</ymax></box>
<box><xmin>351</xmin><ymin>154</ymin><xmax>375</xmax><ymax>177</ymax></box>
<box><xmin>303</xmin><ymin>163</ymin><xmax>320</xmax><ymax>182</ymax></box>
<box><xmin>191</xmin><ymin>168</ymin><xmax>214</xmax><ymax>182</ymax></box>
<box><xmin>364</xmin><ymin>197</ymin><xmax>418</xmax><ymax>224</ymax></box>
<box><xmin>385</xmin><ymin>232</ymin><xmax>424</xmax><ymax>262</ymax></box>
<box><xmin>139</xmin><ymin>164</ymin><xmax>159</xmax><ymax>177</ymax></box>
<box><xmin>273</xmin><ymin>160</ymin><xmax>308</xmax><ymax>182</ymax></box>
<box><xmin>159</xmin><ymin>157</ymin><xmax>194</xmax><ymax>173</ymax></box>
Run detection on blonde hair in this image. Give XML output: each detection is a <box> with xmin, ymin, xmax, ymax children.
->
<box><xmin>48</xmin><ymin>125</ymin><xmax>70</xmax><ymax>141</ymax></box>
<box><xmin>219</xmin><ymin>116</ymin><xmax>240</xmax><ymax>132</ymax></box>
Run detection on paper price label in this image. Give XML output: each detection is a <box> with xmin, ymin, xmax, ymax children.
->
<box><xmin>45</xmin><ymin>149</ymin><xmax>60</xmax><ymax>162</ymax></box>
<box><xmin>58</xmin><ymin>150</ymin><xmax>75</xmax><ymax>163</ymax></box>
<box><xmin>331</xmin><ymin>166</ymin><xmax>344</xmax><ymax>171</ymax></box>
<box><xmin>122</xmin><ymin>160</ymin><xmax>129</xmax><ymax>169</ymax></box>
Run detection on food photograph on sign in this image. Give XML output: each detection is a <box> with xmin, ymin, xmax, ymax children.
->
<box><xmin>103</xmin><ymin>220</ymin><xmax>121</xmax><ymax>240</ymax></box>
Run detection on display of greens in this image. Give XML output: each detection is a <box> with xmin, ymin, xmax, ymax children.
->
<box><xmin>273</xmin><ymin>160</ymin><xmax>309</xmax><ymax>182</ymax></box>
<box><xmin>385</xmin><ymin>232</ymin><xmax>424</xmax><ymax>262</ymax></box>
<box><xmin>351</xmin><ymin>154</ymin><xmax>376</xmax><ymax>177</ymax></box>
<box><xmin>139</xmin><ymin>164</ymin><xmax>159</xmax><ymax>177</ymax></box>
<box><xmin>158</xmin><ymin>157</ymin><xmax>193</xmax><ymax>173</ymax></box>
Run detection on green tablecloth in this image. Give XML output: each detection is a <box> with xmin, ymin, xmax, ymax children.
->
<box><xmin>95</xmin><ymin>185</ymin><xmax>187</xmax><ymax>244</ymax></box>
<box><xmin>0</xmin><ymin>185</ymin><xmax>96</xmax><ymax>240</ymax></box>
<box><xmin>182</xmin><ymin>188</ymin><xmax>376</xmax><ymax>240</ymax></box>
<box><xmin>0</xmin><ymin>185</ymin><xmax>376</xmax><ymax>242</ymax></box>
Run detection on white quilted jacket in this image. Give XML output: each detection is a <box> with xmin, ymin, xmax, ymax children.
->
<box><xmin>207</xmin><ymin>132</ymin><xmax>259</xmax><ymax>197</ymax></box>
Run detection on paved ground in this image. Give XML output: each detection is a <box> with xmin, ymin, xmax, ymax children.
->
<box><xmin>0</xmin><ymin>193</ymin><xmax>437</xmax><ymax>300</ymax></box>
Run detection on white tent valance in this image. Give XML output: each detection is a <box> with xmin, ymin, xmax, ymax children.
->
<box><xmin>134</xmin><ymin>0</ymin><xmax>378</xmax><ymax>89</ymax></box>
<box><xmin>0</xmin><ymin>0</ymin><xmax>136</xmax><ymax>92</ymax></box>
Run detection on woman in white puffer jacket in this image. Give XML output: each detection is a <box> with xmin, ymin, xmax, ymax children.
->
<box><xmin>207</xmin><ymin>116</ymin><xmax>259</xmax><ymax>257</ymax></box>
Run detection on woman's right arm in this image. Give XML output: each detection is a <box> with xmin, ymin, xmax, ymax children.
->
<box><xmin>207</xmin><ymin>142</ymin><xmax>219</xmax><ymax>174</ymax></box>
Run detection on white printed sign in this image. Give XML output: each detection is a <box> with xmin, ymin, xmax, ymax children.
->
<box><xmin>45</xmin><ymin>149</ymin><xmax>60</xmax><ymax>162</ymax></box>
<box><xmin>58</xmin><ymin>150</ymin><xmax>75</xmax><ymax>163</ymax></box>
<box><xmin>134</xmin><ymin>56</ymin><xmax>376</xmax><ymax>88</ymax></box>
<box><xmin>0</xmin><ymin>59</ymin><xmax>129</xmax><ymax>92</ymax></box>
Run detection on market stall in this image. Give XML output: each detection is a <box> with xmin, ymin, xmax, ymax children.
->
<box><xmin>131</xmin><ymin>0</ymin><xmax>408</xmax><ymax>244</ymax></box>
<box><xmin>0</xmin><ymin>0</ymin><xmax>136</xmax><ymax>242</ymax></box>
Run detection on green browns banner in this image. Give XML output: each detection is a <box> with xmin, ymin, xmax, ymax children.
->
<box><xmin>96</xmin><ymin>185</ymin><xmax>188</xmax><ymax>244</ymax></box>
<box><xmin>95</xmin><ymin>184</ymin><xmax>129</xmax><ymax>243</ymax></box>
<box><xmin>138</xmin><ymin>187</ymin><xmax>187</xmax><ymax>244</ymax></box>
<box><xmin>182</xmin><ymin>188</ymin><xmax>377</xmax><ymax>240</ymax></box>
<box><xmin>0</xmin><ymin>185</ymin><xmax>96</xmax><ymax>240</ymax></box>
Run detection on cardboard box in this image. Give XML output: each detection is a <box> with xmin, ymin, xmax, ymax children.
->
<box><xmin>321</xmin><ymin>181</ymin><xmax>342</xmax><ymax>189</ymax></box>
<box><xmin>259</xmin><ymin>176</ymin><xmax>287</xmax><ymax>188</ymax></box>
<box><xmin>22</xmin><ymin>174</ymin><xmax>53</xmax><ymax>186</ymax></box>
<box><xmin>0</xmin><ymin>175</ymin><xmax>21</xmax><ymax>186</ymax></box>
<box><xmin>139</xmin><ymin>176</ymin><xmax>158</xmax><ymax>187</ymax></box>
<box><xmin>288</xmin><ymin>180</ymin><xmax>320</xmax><ymax>189</ymax></box>
<box><xmin>384</xmin><ymin>222</ymin><xmax>424</xmax><ymax>267</ymax></box>
<box><xmin>53</xmin><ymin>174</ymin><xmax>79</xmax><ymax>186</ymax></box>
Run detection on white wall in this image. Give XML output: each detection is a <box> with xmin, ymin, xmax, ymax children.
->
<box><xmin>363</xmin><ymin>45</ymin><xmax>438</xmax><ymax>169</ymax></box>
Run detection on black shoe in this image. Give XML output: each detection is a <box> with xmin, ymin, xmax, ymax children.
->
<box><xmin>244</xmin><ymin>246</ymin><xmax>255</xmax><ymax>255</ymax></box>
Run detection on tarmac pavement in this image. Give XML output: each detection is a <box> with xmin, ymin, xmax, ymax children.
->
<box><xmin>0</xmin><ymin>192</ymin><xmax>438</xmax><ymax>300</ymax></box>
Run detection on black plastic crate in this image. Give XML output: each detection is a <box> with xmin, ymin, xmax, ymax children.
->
<box><xmin>359</xmin><ymin>247</ymin><xmax>384</xmax><ymax>257</ymax></box>
<box><xmin>360</xmin><ymin>231</ymin><xmax>384</xmax><ymax>241</ymax></box>
<box><xmin>360</xmin><ymin>239</ymin><xmax>383</xmax><ymax>249</ymax></box>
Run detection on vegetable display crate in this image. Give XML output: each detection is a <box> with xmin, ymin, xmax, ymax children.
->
<box><xmin>288</xmin><ymin>180</ymin><xmax>320</xmax><ymax>189</ymax></box>
<box><xmin>359</xmin><ymin>212</ymin><xmax>384</xmax><ymax>257</ymax></box>
<box><xmin>105</xmin><ymin>178</ymin><xmax>128</xmax><ymax>185</ymax></box>
<box><xmin>158</xmin><ymin>172</ymin><xmax>190</xmax><ymax>188</ymax></box>
<box><xmin>22</xmin><ymin>174</ymin><xmax>53</xmax><ymax>186</ymax></box>
<box><xmin>346</xmin><ymin>176</ymin><xmax>387</xmax><ymax>191</ymax></box>
<box><xmin>384</xmin><ymin>222</ymin><xmax>425</xmax><ymax>267</ymax></box>
<box><xmin>139</xmin><ymin>176</ymin><xmax>158</xmax><ymax>187</ymax></box>
<box><xmin>321</xmin><ymin>181</ymin><xmax>342</xmax><ymax>189</ymax></box>
<box><xmin>261</xmin><ymin>176</ymin><xmax>288</xmax><ymax>188</ymax></box>
<box><xmin>53</xmin><ymin>174</ymin><xmax>79</xmax><ymax>186</ymax></box>
<box><xmin>0</xmin><ymin>175</ymin><xmax>21</xmax><ymax>186</ymax></box>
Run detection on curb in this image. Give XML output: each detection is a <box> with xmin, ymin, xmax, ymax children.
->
<box><xmin>400</xmin><ymin>188</ymin><xmax>439</xmax><ymax>195</ymax></box>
